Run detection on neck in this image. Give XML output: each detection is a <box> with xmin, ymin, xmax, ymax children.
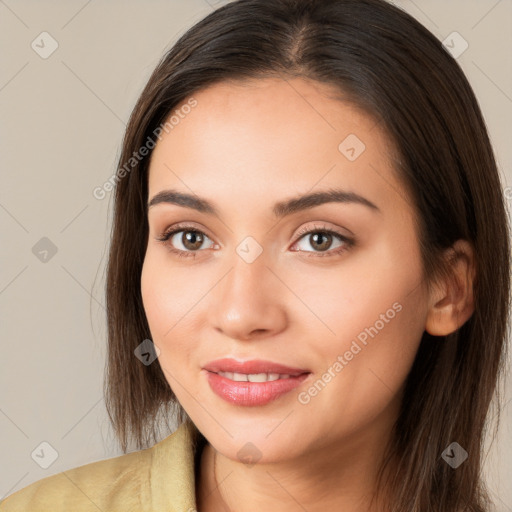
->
<box><xmin>195</xmin><ymin>416</ymin><xmax>397</xmax><ymax>512</ymax></box>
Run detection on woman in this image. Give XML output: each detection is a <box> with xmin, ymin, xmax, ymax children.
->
<box><xmin>1</xmin><ymin>0</ymin><xmax>509</xmax><ymax>510</ymax></box>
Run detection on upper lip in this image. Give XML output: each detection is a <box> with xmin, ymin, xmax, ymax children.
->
<box><xmin>203</xmin><ymin>358</ymin><xmax>310</xmax><ymax>376</ymax></box>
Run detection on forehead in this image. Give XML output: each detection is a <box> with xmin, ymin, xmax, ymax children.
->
<box><xmin>147</xmin><ymin>77</ymin><xmax>409</xmax><ymax>218</ymax></box>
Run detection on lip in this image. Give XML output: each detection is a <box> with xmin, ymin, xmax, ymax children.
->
<box><xmin>202</xmin><ymin>358</ymin><xmax>311</xmax><ymax>406</ymax></box>
<box><xmin>203</xmin><ymin>358</ymin><xmax>309</xmax><ymax>376</ymax></box>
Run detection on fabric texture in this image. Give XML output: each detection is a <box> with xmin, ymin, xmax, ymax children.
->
<box><xmin>0</xmin><ymin>420</ymin><xmax>204</xmax><ymax>512</ymax></box>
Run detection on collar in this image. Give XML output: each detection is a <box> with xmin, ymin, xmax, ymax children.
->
<box><xmin>149</xmin><ymin>419</ymin><xmax>206</xmax><ymax>512</ymax></box>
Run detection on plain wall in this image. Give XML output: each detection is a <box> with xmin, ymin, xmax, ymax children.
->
<box><xmin>1</xmin><ymin>0</ymin><xmax>511</xmax><ymax>508</ymax></box>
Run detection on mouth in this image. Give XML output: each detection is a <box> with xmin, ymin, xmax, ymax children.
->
<box><xmin>215</xmin><ymin>371</ymin><xmax>296</xmax><ymax>382</ymax></box>
<box><xmin>202</xmin><ymin>358</ymin><xmax>311</xmax><ymax>406</ymax></box>
<box><xmin>203</xmin><ymin>357</ymin><xmax>309</xmax><ymax>376</ymax></box>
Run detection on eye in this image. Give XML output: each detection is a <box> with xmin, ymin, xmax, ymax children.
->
<box><xmin>155</xmin><ymin>223</ymin><xmax>216</xmax><ymax>259</ymax></box>
<box><xmin>155</xmin><ymin>222</ymin><xmax>354</xmax><ymax>259</ymax></box>
<box><xmin>291</xmin><ymin>223</ymin><xmax>354</xmax><ymax>258</ymax></box>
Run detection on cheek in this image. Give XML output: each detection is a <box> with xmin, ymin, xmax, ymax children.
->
<box><xmin>290</xmin><ymin>233</ymin><xmax>428</xmax><ymax>412</ymax></box>
<box><xmin>140</xmin><ymin>252</ymin><xmax>203</xmax><ymax>372</ymax></box>
<box><xmin>141</xmin><ymin>247</ymin><xmax>205</xmax><ymax>328</ymax></box>
<box><xmin>287</xmin><ymin>263</ymin><xmax>427</xmax><ymax>440</ymax></box>
<box><xmin>290</xmin><ymin>238</ymin><xmax>425</xmax><ymax>349</ymax></box>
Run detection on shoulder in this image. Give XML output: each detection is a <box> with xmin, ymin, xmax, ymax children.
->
<box><xmin>0</xmin><ymin>445</ymin><xmax>150</xmax><ymax>512</ymax></box>
<box><xmin>0</xmin><ymin>423</ymin><xmax>197</xmax><ymax>512</ymax></box>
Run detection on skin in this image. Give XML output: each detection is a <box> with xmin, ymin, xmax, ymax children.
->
<box><xmin>141</xmin><ymin>77</ymin><xmax>475</xmax><ymax>511</ymax></box>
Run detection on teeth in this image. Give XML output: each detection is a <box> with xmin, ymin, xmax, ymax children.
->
<box><xmin>217</xmin><ymin>371</ymin><xmax>291</xmax><ymax>382</ymax></box>
<box><xmin>248</xmin><ymin>373</ymin><xmax>278</xmax><ymax>382</ymax></box>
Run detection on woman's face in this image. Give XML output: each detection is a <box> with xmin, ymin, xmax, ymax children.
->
<box><xmin>141</xmin><ymin>77</ymin><xmax>430</xmax><ymax>464</ymax></box>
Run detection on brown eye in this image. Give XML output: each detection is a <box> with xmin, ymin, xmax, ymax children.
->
<box><xmin>178</xmin><ymin>230</ymin><xmax>205</xmax><ymax>251</ymax></box>
<box><xmin>156</xmin><ymin>225</ymin><xmax>216</xmax><ymax>258</ymax></box>
<box><xmin>292</xmin><ymin>226</ymin><xmax>353</xmax><ymax>257</ymax></box>
<box><xmin>307</xmin><ymin>232</ymin><xmax>334</xmax><ymax>252</ymax></box>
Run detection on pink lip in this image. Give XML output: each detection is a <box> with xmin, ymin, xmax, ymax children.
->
<box><xmin>203</xmin><ymin>358</ymin><xmax>309</xmax><ymax>376</ymax></box>
<box><xmin>202</xmin><ymin>358</ymin><xmax>311</xmax><ymax>406</ymax></box>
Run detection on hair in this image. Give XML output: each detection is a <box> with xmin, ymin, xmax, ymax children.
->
<box><xmin>103</xmin><ymin>0</ymin><xmax>511</xmax><ymax>510</ymax></box>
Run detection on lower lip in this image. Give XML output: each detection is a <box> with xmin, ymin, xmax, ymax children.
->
<box><xmin>204</xmin><ymin>370</ymin><xmax>310</xmax><ymax>406</ymax></box>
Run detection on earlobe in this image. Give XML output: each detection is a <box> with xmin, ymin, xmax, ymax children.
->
<box><xmin>424</xmin><ymin>239</ymin><xmax>476</xmax><ymax>336</ymax></box>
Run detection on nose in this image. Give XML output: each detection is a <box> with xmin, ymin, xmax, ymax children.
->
<box><xmin>208</xmin><ymin>253</ymin><xmax>288</xmax><ymax>341</ymax></box>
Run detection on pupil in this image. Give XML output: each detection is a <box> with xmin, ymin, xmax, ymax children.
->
<box><xmin>184</xmin><ymin>231</ymin><xmax>203</xmax><ymax>250</ymax></box>
<box><xmin>312</xmin><ymin>232</ymin><xmax>331</xmax><ymax>251</ymax></box>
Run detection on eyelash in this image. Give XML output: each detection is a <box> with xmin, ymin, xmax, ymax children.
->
<box><xmin>155</xmin><ymin>222</ymin><xmax>355</xmax><ymax>259</ymax></box>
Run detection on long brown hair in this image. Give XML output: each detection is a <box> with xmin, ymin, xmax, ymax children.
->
<box><xmin>103</xmin><ymin>0</ymin><xmax>511</xmax><ymax>510</ymax></box>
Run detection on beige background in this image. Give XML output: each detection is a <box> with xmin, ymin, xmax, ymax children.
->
<box><xmin>1</xmin><ymin>0</ymin><xmax>511</xmax><ymax>508</ymax></box>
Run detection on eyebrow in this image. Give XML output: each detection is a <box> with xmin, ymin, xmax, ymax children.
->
<box><xmin>147</xmin><ymin>188</ymin><xmax>380</xmax><ymax>217</ymax></box>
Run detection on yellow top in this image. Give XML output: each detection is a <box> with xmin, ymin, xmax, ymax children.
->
<box><xmin>0</xmin><ymin>420</ymin><xmax>204</xmax><ymax>512</ymax></box>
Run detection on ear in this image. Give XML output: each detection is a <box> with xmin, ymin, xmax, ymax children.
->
<box><xmin>425</xmin><ymin>239</ymin><xmax>476</xmax><ymax>336</ymax></box>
